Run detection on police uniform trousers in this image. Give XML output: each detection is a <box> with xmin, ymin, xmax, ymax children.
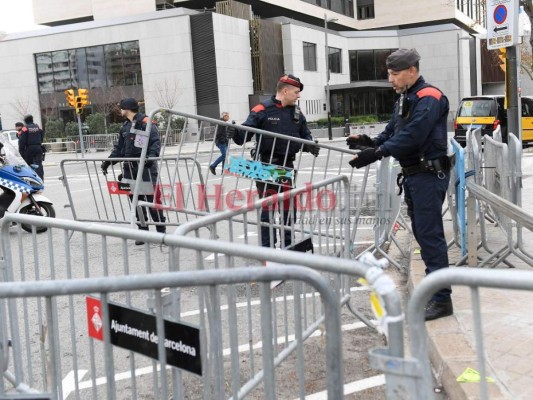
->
<box><xmin>23</xmin><ymin>144</ymin><xmax>44</xmax><ymax>180</ymax></box>
<box><xmin>256</xmin><ymin>159</ymin><xmax>296</xmax><ymax>248</ymax></box>
<box><xmin>402</xmin><ymin>170</ymin><xmax>451</xmax><ymax>302</ymax></box>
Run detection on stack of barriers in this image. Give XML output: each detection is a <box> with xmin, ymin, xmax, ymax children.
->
<box><xmin>0</xmin><ymin>213</ymin><xmax>408</xmax><ymax>399</ymax></box>
<box><xmin>59</xmin><ymin>108</ymin><xmax>407</xmax><ymax>264</ymax></box>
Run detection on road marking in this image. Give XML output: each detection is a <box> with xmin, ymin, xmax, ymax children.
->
<box><xmin>62</xmin><ymin>369</ymin><xmax>88</xmax><ymax>400</ymax></box>
<box><xmin>298</xmin><ymin>374</ymin><xmax>386</xmax><ymax>399</ymax></box>
<box><xmin>179</xmin><ymin>285</ymin><xmax>368</xmax><ymax>318</ymax></box>
<box><xmin>63</xmin><ymin>321</ymin><xmax>373</xmax><ymax>398</ymax></box>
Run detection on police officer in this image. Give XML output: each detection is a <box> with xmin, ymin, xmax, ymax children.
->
<box><xmin>15</xmin><ymin>122</ymin><xmax>24</xmax><ymax>137</ymax></box>
<box><xmin>348</xmin><ymin>49</ymin><xmax>453</xmax><ymax>321</ymax></box>
<box><xmin>100</xmin><ymin>98</ymin><xmax>166</xmax><ymax>245</ymax></box>
<box><xmin>18</xmin><ymin>115</ymin><xmax>45</xmax><ymax>179</ymax></box>
<box><xmin>233</xmin><ymin>74</ymin><xmax>319</xmax><ymax>248</ymax></box>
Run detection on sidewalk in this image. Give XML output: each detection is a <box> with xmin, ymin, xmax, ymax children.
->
<box><xmin>407</xmin><ymin>153</ymin><xmax>533</xmax><ymax>399</ymax></box>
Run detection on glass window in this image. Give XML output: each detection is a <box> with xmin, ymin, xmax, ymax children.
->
<box><xmin>303</xmin><ymin>42</ymin><xmax>317</xmax><ymax>71</ymax></box>
<box><xmin>375</xmin><ymin>49</ymin><xmax>392</xmax><ymax>79</ymax></box>
<box><xmin>123</xmin><ymin>41</ymin><xmax>142</xmax><ymax>86</ymax></box>
<box><xmin>105</xmin><ymin>43</ymin><xmax>124</xmax><ymax>87</ymax></box>
<box><xmin>328</xmin><ymin>47</ymin><xmax>342</xmax><ymax>74</ymax></box>
<box><xmin>357</xmin><ymin>0</ymin><xmax>375</xmax><ymax>20</ymax></box>
<box><xmin>86</xmin><ymin>45</ymin><xmax>107</xmax><ymax>89</ymax></box>
<box><xmin>52</xmin><ymin>50</ymin><xmax>73</xmax><ymax>91</ymax></box>
<box><xmin>357</xmin><ymin>50</ymin><xmax>374</xmax><ymax>80</ymax></box>
<box><xmin>36</xmin><ymin>53</ymin><xmax>54</xmax><ymax>93</ymax></box>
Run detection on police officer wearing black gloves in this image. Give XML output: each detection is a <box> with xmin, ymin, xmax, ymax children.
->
<box><xmin>233</xmin><ymin>74</ymin><xmax>320</xmax><ymax>249</ymax></box>
<box><xmin>18</xmin><ymin>115</ymin><xmax>45</xmax><ymax>180</ymax></box>
<box><xmin>101</xmin><ymin>98</ymin><xmax>166</xmax><ymax>244</ymax></box>
<box><xmin>348</xmin><ymin>49</ymin><xmax>453</xmax><ymax>321</ymax></box>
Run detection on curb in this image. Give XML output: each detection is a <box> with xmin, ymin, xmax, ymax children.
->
<box><xmin>407</xmin><ymin>238</ymin><xmax>507</xmax><ymax>399</ymax></box>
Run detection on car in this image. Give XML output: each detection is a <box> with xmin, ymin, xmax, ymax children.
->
<box><xmin>454</xmin><ymin>95</ymin><xmax>533</xmax><ymax>147</ymax></box>
<box><xmin>0</xmin><ymin>130</ymin><xmax>19</xmax><ymax>148</ymax></box>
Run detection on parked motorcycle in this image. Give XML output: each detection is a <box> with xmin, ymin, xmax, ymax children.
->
<box><xmin>0</xmin><ymin>137</ymin><xmax>55</xmax><ymax>233</ymax></box>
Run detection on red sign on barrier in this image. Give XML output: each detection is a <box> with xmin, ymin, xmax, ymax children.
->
<box><xmin>107</xmin><ymin>181</ymin><xmax>131</xmax><ymax>195</ymax></box>
<box><xmin>86</xmin><ymin>296</ymin><xmax>104</xmax><ymax>340</ymax></box>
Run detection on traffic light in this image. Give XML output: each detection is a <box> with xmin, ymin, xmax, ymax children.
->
<box><xmin>498</xmin><ymin>48</ymin><xmax>506</xmax><ymax>72</ymax></box>
<box><xmin>78</xmin><ymin>88</ymin><xmax>90</xmax><ymax>106</ymax></box>
<box><xmin>64</xmin><ymin>89</ymin><xmax>76</xmax><ymax>107</ymax></box>
<box><xmin>75</xmin><ymin>96</ymin><xmax>83</xmax><ymax>114</ymax></box>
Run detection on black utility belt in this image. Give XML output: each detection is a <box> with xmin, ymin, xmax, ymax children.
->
<box><xmin>401</xmin><ymin>155</ymin><xmax>453</xmax><ymax>177</ymax></box>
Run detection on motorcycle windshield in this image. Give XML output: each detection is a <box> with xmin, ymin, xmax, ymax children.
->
<box><xmin>0</xmin><ymin>136</ymin><xmax>28</xmax><ymax>167</ymax></box>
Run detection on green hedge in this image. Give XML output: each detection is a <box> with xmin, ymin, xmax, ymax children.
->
<box><xmin>311</xmin><ymin>115</ymin><xmax>380</xmax><ymax>127</ymax></box>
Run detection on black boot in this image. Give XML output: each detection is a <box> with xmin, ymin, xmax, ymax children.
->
<box><xmin>425</xmin><ymin>299</ymin><xmax>453</xmax><ymax>321</ymax></box>
<box><xmin>136</xmin><ymin>226</ymin><xmax>148</xmax><ymax>246</ymax></box>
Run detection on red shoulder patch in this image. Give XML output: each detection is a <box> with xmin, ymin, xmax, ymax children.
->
<box><xmin>21</xmin><ymin>127</ymin><xmax>28</xmax><ymax>132</ymax></box>
<box><xmin>142</xmin><ymin>117</ymin><xmax>157</xmax><ymax>126</ymax></box>
<box><xmin>251</xmin><ymin>104</ymin><xmax>266</xmax><ymax>113</ymax></box>
<box><xmin>417</xmin><ymin>87</ymin><xmax>442</xmax><ymax>100</ymax></box>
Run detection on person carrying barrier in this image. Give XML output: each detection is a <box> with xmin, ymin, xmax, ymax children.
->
<box><xmin>100</xmin><ymin>98</ymin><xmax>166</xmax><ymax>245</ymax></box>
<box><xmin>347</xmin><ymin>48</ymin><xmax>453</xmax><ymax>321</ymax></box>
<box><xmin>233</xmin><ymin>74</ymin><xmax>320</xmax><ymax>249</ymax></box>
<box><xmin>18</xmin><ymin>114</ymin><xmax>45</xmax><ymax>180</ymax></box>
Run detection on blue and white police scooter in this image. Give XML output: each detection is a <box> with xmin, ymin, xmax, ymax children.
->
<box><xmin>0</xmin><ymin>137</ymin><xmax>55</xmax><ymax>233</ymax></box>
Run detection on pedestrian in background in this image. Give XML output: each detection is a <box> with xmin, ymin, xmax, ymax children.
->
<box><xmin>18</xmin><ymin>115</ymin><xmax>45</xmax><ymax>180</ymax></box>
<box><xmin>347</xmin><ymin>48</ymin><xmax>453</xmax><ymax>321</ymax></box>
<box><xmin>100</xmin><ymin>98</ymin><xmax>166</xmax><ymax>245</ymax></box>
<box><xmin>209</xmin><ymin>111</ymin><xmax>233</xmax><ymax>175</ymax></box>
<box><xmin>233</xmin><ymin>74</ymin><xmax>319</xmax><ymax>249</ymax></box>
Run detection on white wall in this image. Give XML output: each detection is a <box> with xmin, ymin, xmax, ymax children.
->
<box><xmin>0</xmin><ymin>13</ymin><xmax>197</xmax><ymax>129</ymax></box>
<box><xmin>212</xmin><ymin>13</ymin><xmax>254</xmax><ymax>123</ymax></box>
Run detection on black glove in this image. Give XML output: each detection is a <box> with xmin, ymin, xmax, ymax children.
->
<box><xmin>349</xmin><ymin>147</ymin><xmax>382</xmax><ymax>169</ymax></box>
<box><xmin>303</xmin><ymin>142</ymin><xmax>320</xmax><ymax>157</ymax></box>
<box><xmin>117</xmin><ymin>173</ymin><xmax>123</xmax><ymax>181</ymax></box>
<box><xmin>346</xmin><ymin>134</ymin><xmax>374</xmax><ymax>149</ymax></box>
<box><xmin>101</xmin><ymin>160</ymin><xmax>111</xmax><ymax>175</ymax></box>
<box><xmin>144</xmin><ymin>160</ymin><xmax>154</xmax><ymax>168</ymax></box>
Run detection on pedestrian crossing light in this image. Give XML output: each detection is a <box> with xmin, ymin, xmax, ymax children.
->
<box><xmin>498</xmin><ymin>48</ymin><xmax>506</xmax><ymax>72</ymax></box>
<box><xmin>64</xmin><ymin>89</ymin><xmax>76</xmax><ymax>107</ymax></box>
<box><xmin>78</xmin><ymin>88</ymin><xmax>90</xmax><ymax>106</ymax></box>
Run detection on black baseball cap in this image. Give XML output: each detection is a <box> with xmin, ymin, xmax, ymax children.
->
<box><xmin>119</xmin><ymin>98</ymin><xmax>139</xmax><ymax>111</ymax></box>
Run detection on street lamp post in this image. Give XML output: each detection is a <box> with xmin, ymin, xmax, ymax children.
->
<box><xmin>324</xmin><ymin>14</ymin><xmax>337</xmax><ymax>141</ymax></box>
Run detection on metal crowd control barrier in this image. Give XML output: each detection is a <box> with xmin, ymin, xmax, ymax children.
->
<box><xmin>446</xmin><ymin>138</ymin><xmax>467</xmax><ymax>258</ymax></box>
<box><xmin>0</xmin><ymin>213</ymin><xmax>404</xmax><ymax>399</ymax></box>
<box><xmin>60</xmin><ymin>156</ymin><xmax>211</xmax><ymax>225</ymax></box>
<box><xmin>407</xmin><ymin>267</ymin><xmax>533</xmax><ymax>399</ymax></box>
<box><xmin>0</xmin><ymin>264</ymin><xmax>343</xmax><ymax>399</ymax></box>
<box><xmin>59</xmin><ymin>108</ymin><xmax>408</xmax><ymax>263</ymax></box>
<box><xmin>360</xmin><ymin>157</ymin><xmax>404</xmax><ymax>270</ymax></box>
<box><xmin>65</xmin><ymin>134</ymin><xmax>119</xmax><ymax>153</ymax></box>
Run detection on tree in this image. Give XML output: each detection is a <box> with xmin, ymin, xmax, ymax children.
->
<box><xmin>85</xmin><ymin>113</ymin><xmax>106</xmax><ymax>135</ymax></box>
<box><xmin>44</xmin><ymin>119</ymin><xmax>64</xmax><ymax>140</ymax></box>
<box><xmin>89</xmin><ymin>87</ymin><xmax>128</xmax><ymax>133</ymax></box>
<box><xmin>150</xmin><ymin>78</ymin><xmax>184</xmax><ymax>139</ymax></box>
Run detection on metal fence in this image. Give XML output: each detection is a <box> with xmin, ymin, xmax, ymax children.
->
<box><xmin>0</xmin><ymin>213</ymin><xmax>404</xmax><ymax>399</ymax></box>
<box><xmin>407</xmin><ymin>267</ymin><xmax>533</xmax><ymax>399</ymax></box>
<box><xmin>0</xmin><ymin>263</ymin><xmax>343</xmax><ymax>399</ymax></box>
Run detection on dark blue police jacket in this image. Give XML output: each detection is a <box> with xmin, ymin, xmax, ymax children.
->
<box><xmin>375</xmin><ymin>76</ymin><xmax>449</xmax><ymax>167</ymax></box>
<box><xmin>109</xmin><ymin>113</ymin><xmax>161</xmax><ymax>182</ymax></box>
<box><xmin>233</xmin><ymin>96</ymin><xmax>313</xmax><ymax>158</ymax></box>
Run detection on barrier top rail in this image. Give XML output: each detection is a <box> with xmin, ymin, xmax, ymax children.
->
<box><xmin>173</xmin><ymin>174</ymin><xmax>349</xmax><ymax>236</ymax></box>
<box><xmin>466</xmin><ymin>180</ymin><xmax>533</xmax><ymax>231</ymax></box>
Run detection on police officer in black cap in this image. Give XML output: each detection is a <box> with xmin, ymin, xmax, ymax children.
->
<box><xmin>101</xmin><ymin>98</ymin><xmax>166</xmax><ymax>244</ymax></box>
<box><xmin>18</xmin><ymin>114</ymin><xmax>45</xmax><ymax>180</ymax></box>
<box><xmin>233</xmin><ymin>74</ymin><xmax>319</xmax><ymax>249</ymax></box>
<box><xmin>347</xmin><ymin>48</ymin><xmax>453</xmax><ymax>321</ymax></box>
